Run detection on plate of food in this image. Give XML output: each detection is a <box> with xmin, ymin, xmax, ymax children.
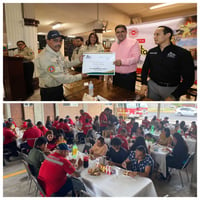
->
<box><xmin>88</xmin><ymin>168</ymin><xmax>101</xmax><ymax>176</ymax></box>
<box><xmin>123</xmin><ymin>170</ymin><xmax>130</xmax><ymax>176</ymax></box>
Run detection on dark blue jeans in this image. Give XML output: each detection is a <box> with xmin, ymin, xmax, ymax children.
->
<box><xmin>53</xmin><ymin>177</ymin><xmax>75</xmax><ymax>197</ymax></box>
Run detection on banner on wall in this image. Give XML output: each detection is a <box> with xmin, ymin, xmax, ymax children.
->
<box><xmin>127</xmin><ymin>15</ymin><xmax>197</xmax><ymax>70</ymax></box>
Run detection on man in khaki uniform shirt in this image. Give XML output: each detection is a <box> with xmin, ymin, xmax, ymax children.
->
<box><xmin>15</xmin><ymin>41</ymin><xmax>35</xmax><ymax>97</ymax></box>
<box><xmin>71</xmin><ymin>36</ymin><xmax>84</xmax><ymax>72</ymax></box>
<box><xmin>35</xmin><ymin>30</ymin><xmax>84</xmax><ymax>101</ymax></box>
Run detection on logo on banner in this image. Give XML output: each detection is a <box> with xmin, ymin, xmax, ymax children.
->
<box><xmin>129</xmin><ymin>28</ymin><xmax>139</xmax><ymax>38</ymax></box>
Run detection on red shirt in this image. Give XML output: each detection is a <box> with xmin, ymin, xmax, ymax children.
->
<box><xmin>6</xmin><ymin>121</ymin><xmax>17</xmax><ymax>127</ymax></box>
<box><xmin>38</xmin><ymin>152</ymin><xmax>75</xmax><ymax>196</ymax></box>
<box><xmin>82</xmin><ymin>122</ymin><xmax>93</xmax><ymax>135</ymax></box>
<box><xmin>63</xmin><ymin>123</ymin><xmax>70</xmax><ymax>133</ymax></box>
<box><xmin>21</xmin><ymin>122</ymin><xmax>28</xmax><ymax>129</ymax></box>
<box><xmin>80</xmin><ymin>112</ymin><xmax>92</xmax><ymax>124</ymax></box>
<box><xmin>116</xmin><ymin>134</ymin><xmax>129</xmax><ymax>150</ymax></box>
<box><xmin>52</xmin><ymin>120</ymin><xmax>59</xmax><ymax>127</ymax></box>
<box><xmin>142</xmin><ymin>119</ymin><xmax>150</xmax><ymax>129</ymax></box>
<box><xmin>3</xmin><ymin>127</ymin><xmax>16</xmax><ymax>145</ymax></box>
<box><xmin>22</xmin><ymin>127</ymin><xmax>42</xmax><ymax>148</ymax></box>
<box><xmin>67</xmin><ymin>118</ymin><xmax>74</xmax><ymax>126</ymax></box>
<box><xmin>100</xmin><ymin>112</ymin><xmax>108</xmax><ymax>127</ymax></box>
<box><xmin>127</xmin><ymin>122</ymin><xmax>134</xmax><ymax>135</ymax></box>
<box><xmin>47</xmin><ymin>143</ymin><xmax>57</xmax><ymax>151</ymax></box>
<box><xmin>56</xmin><ymin>122</ymin><xmax>65</xmax><ymax>130</ymax></box>
<box><xmin>39</xmin><ymin>126</ymin><xmax>48</xmax><ymax>136</ymax></box>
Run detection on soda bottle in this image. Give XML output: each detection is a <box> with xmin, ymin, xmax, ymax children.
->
<box><xmin>83</xmin><ymin>150</ymin><xmax>89</xmax><ymax>168</ymax></box>
<box><xmin>150</xmin><ymin>125</ymin><xmax>154</xmax><ymax>134</ymax></box>
<box><xmin>72</xmin><ymin>143</ymin><xmax>78</xmax><ymax>158</ymax></box>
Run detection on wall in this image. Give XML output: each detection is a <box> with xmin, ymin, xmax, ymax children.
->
<box><xmin>10</xmin><ymin>104</ymin><xmax>24</xmax><ymax>127</ymax></box>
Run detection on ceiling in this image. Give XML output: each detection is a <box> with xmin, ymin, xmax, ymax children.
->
<box><xmin>5</xmin><ymin>3</ymin><xmax>197</xmax><ymax>39</ymax></box>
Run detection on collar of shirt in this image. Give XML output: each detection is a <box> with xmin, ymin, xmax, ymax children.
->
<box><xmin>117</xmin><ymin>37</ymin><xmax>128</xmax><ymax>45</ymax></box>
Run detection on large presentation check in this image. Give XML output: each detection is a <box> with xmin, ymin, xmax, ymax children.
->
<box><xmin>82</xmin><ymin>52</ymin><xmax>115</xmax><ymax>75</ymax></box>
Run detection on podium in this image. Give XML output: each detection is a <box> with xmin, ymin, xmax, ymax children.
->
<box><xmin>3</xmin><ymin>56</ymin><xmax>28</xmax><ymax>100</ymax></box>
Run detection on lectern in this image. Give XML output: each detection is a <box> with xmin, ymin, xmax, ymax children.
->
<box><xmin>3</xmin><ymin>56</ymin><xmax>28</xmax><ymax>100</ymax></box>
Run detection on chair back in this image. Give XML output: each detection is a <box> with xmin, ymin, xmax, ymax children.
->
<box><xmin>182</xmin><ymin>152</ymin><xmax>195</xmax><ymax>169</ymax></box>
<box><xmin>21</xmin><ymin>152</ymin><xmax>29</xmax><ymax>162</ymax></box>
<box><xmin>31</xmin><ymin>175</ymin><xmax>46</xmax><ymax>197</ymax></box>
<box><xmin>21</xmin><ymin>159</ymin><xmax>32</xmax><ymax>178</ymax></box>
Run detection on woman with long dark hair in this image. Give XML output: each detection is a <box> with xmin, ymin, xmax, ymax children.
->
<box><xmin>84</xmin><ymin>32</ymin><xmax>104</xmax><ymax>53</ymax></box>
<box><xmin>165</xmin><ymin>132</ymin><xmax>188</xmax><ymax>179</ymax></box>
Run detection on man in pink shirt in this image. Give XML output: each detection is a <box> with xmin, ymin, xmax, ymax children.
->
<box><xmin>111</xmin><ymin>24</ymin><xmax>140</xmax><ymax>92</ymax></box>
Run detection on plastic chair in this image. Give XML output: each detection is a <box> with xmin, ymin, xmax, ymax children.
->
<box><xmin>21</xmin><ymin>159</ymin><xmax>34</xmax><ymax>194</ymax></box>
<box><xmin>171</xmin><ymin>152</ymin><xmax>195</xmax><ymax>187</ymax></box>
<box><xmin>31</xmin><ymin>175</ymin><xmax>46</xmax><ymax>197</ymax></box>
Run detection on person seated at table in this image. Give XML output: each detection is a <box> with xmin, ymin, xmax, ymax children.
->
<box><xmin>45</xmin><ymin>116</ymin><xmax>52</xmax><ymax>130</ymax></box>
<box><xmin>132</xmin><ymin>122</ymin><xmax>139</xmax><ymax>135</ymax></box>
<box><xmin>165</xmin><ymin>133</ymin><xmax>189</xmax><ymax>180</ymax></box>
<box><xmin>89</xmin><ymin>136</ymin><xmax>108</xmax><ymax>158</ymax></box>
<box><xmin>150</xmin><ymin>116</ymin><xmax>159</xmax><ymax>129</ymax></box>
<box><xmin>117</xmin><ymin>121</ymin><xmax>127</xmax><ymax>134</ymax></box>
<box><xmin>122</xmin><ymin>145</ymin><xmax>154</xmax><ymax>178</ymax></box>
<box><xmin>27</xmin><ymin>137</ymin><xmax>47</xmax><ymax>177</ymax></box>
<box><xmin>188</xmin><ymin>121</ymin><xmax>197</xmax><ymax>139</ymax></box>
<box><xmin>36</xmin><ymin>121</ymin><xmax>48</xmax><ymax>136</ymax></box>
<box><xmin>106</xmin><ymin>137</ymin><xmax>128</xmax><ymax>167</ymax></box>
<box><xmin>5</xmin><ymin>117</ymin><xmax>17</xmax><ymax>129</ymax></box>
<box><xmin>38</xmin><ymin>143</ymin><xmax>81</xmax><ymax>197</ymax></box>
<box><xmin>142</xmin><ymin>116</ymin><xmax>150</xmax><ymax>129</ymax></box>
<box><xmin>135</xmin><ymin>127</ymin><xmax>144</xmax><ymax>137</ymax></box>
<box><xmin>179</xmin><ymin>121</ymin><xmax>188</xmax><ymax>134</ymax></box>
<box><xmin>127</xmin><ymin>118</ymin><xmax>135</xmax><ymax>136</ymax></box>
<box><xmin>21</xmin><ymin>122</ymin><xmax>43</xmax><ymax>153</ymax></box>
<box><xmin>116</xmin><ymin>128</ymin><xmax>129</xmax><ymax>150</ymax></box>
<box><xmin>56</xmin><ymin>118</ymin><xmax>65</xmax><ymax>130</ymax></box>
<box><xmin>66</xmin><ymin>115</ymin><xmax>75</xmax><ymax>126</ymax></box>
<box><xmin>52</xmin><ymin>116</ymin><xmax>60</xmax><ymax>128</ymax></box>
<box><xmin>45</xmin><ymin>130</ymin><xmax>57</xmax><ymax>151</ymax></box>
<box><xmin>145</xmin><ymin>133</ymin><xmax>156</xmax><ymax>143</ymax></box>
<box><xmin>157</xmin><ymin>128</ymin><xmax>172</xmax><ymax>146</ymax></box>
<box><xmin>130</xmin><ymin>136</ymin><xmax>148</xmax><ymax>154</ymax></box>
<box><xmin>56</xmin><ymin>131</ymin><xmax>67</xmax><ymax>145</ymax></box>
<box><xmin>3</xmin><ymin>122</ymin><xmax>19</xmax><ymax>161</ymax></box>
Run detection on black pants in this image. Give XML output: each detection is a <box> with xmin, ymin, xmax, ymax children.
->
<box><xmin>23</xmin><ymin>62</ymin><xmax>34</xmax><ymax>96</ymax></box>
<box><xmin>40</xmin><ymin>85</ymin><xmax>65</xmax><ymax>101</ymax></box>
<box><xmin>166</xmin><ymin>154</ymin><xmax>183</xmax><ymax>176</ymax></box>
<box><xmin>113</xmin><ymin>72</ymin><xmax>136</xmax><ymax>92</ymax></box>
<box><xmin>4</xmin><ymin>141</ymin><xmax>19</xmax><ymax>157</ymax></box>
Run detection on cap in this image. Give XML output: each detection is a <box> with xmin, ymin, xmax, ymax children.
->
<box><xmin>57</xmin><ymin>143</ymin><xmax>69</xmax><ymax>150</ymax></box>
<box><xmin>47</xmin><ymin>30</ymin><xmax>65</xmax><ymax>40</ymax></box>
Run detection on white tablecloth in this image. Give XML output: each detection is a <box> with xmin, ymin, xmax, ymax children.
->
<box><xmin>184</xmin><ymin>137</ymin><xmax>197</xmax><ymax>153</ymax></box>
<box><xmin>150</xmin><ymin>145</ymin><xmax>169</xmax><ymax>177</ymax></box>
<box><xmin>80</xmin><ymin>164</ymin><xmax>157</xmax><ymax>197</ymax></box>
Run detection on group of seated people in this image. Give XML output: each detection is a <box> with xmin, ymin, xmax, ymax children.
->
<box><xmin>3</xmin><ymin>112</ymin><xmax>196</xmax><ymax>196</ymax></box>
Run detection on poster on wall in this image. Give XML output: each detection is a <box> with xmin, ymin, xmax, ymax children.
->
<box><xmin>127</xmin><ymin>15</ymin><xmax>197</xmax><ymax>72</ymax></box>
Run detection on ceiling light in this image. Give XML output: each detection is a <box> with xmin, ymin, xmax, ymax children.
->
<box><xmin>149</xmin><ymin>3</ymin><xmax>176</xmax><ymax>10</ymax></box>
<box><xmin>52</xmin><ymin>23</ymin><xmax>62</xmax><ymax>29</ymax></box>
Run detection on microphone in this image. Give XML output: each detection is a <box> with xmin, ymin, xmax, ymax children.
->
<box><xmin>8</xmin><ymin>47</ymin><xmax>18</xmax><ymax>51</ymax></box>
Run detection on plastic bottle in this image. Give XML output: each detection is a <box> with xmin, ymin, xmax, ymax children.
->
<box><xmin>150</xmin><ymin>125</ymin><xmax>154</xmax><ymax>134</ymax></box>
<box><xmin>72</xmin><ymin>143</ymin><xmax>78</xmax><ymax>158</ymax></box>
<box><xmin>83</xmin><ymin>150</ymin><xmax>89</xmax><ymax>168</ymax></box>
<box><xmin>88</xmin><ymin>81</ymin><xmax>94</xmax><ymax>96</ymax></box>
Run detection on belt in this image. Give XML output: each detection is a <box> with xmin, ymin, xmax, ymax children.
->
<box><xmin>152</xmin><ymin>79</ymin><xmax>178</xmax><ymax>87</ymax></box>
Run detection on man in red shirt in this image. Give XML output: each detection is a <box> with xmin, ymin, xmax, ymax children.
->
<box><xmin>66</xmin><ymin>115</ymin><xmax>75</xmax><ymax>126</ymax></box>
<box><xmin>52</xmin><ymin>116</ymin><xmax>60</xmax><ymax>127</ymax></box>
<box><xmin>79</xmin><ymin>109</ymin><xmax>92</xmax><ymax>125</ymax></box>
<box><xmin>6</xmin><ymin>118</ymin><xmax>17</xmax><ymax>128</ymax></box>
<box><xmin>82</xmin><ymin>119</ymin><xmax>93</xmax><ymax>135</ymax></box>
<box><xmin>22</xmin><ymin>122</ymin><xmax>43</xmax><ymax>149</ymax></box>
<box><xmin>127</xmin><ymin>118</ymin><xmax>135</xmax><ymax>136</ymax></box>
<box><xmin>142</xmin><ymin>116</ymin><xmax>150</xmax><ymax>129</ymax></box>
<box><xmin>116</xmin><ymin>128</ymin><xmax>129</xmax><ymax>151</ymax></box>
<box><xmin>3</xmin><ymin>122</ymin><xmax>19</xmax><ymax>159</ymax></box>
<box><xmin>99</xmin><ymin>108</ymin><xmax>110</xmax><ymax>134</ymax></box>
<box><xmin>38</xmin><ymin>143</ymin><xmax>80</xmax><ymax>197</ymax></box>
<box><xmin>56</xmin><ymin>118</ymin><xmax>65</xmax><ymax>130</ymax></box>
<box><xmin>36</xmin><ymin>121</ymin><xmax>48</xmax><ymax>136</ymax></box>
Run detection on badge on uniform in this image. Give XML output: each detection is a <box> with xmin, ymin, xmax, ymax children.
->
<box><xmin>47</xmin><ymin>65</ymin><xmax>55</xmax><ymax>73</ymax></box>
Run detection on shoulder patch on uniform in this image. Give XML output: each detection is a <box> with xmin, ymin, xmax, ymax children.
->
<box><xmin>47</xmin><ymin>65</ymin><xmax>55</xmax><ymax>73</ymax></box>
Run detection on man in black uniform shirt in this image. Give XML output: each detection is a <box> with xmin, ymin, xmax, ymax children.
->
<box><xmin>139</xmin><ymin>26</ymin><xmax>194</xmax><ymax>101</ymax></box>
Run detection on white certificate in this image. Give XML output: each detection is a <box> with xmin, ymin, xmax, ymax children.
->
<box><xmin>82</xmin><ymin>52</ymin><xmax>115</xmax><ymax>75</ymax></box>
